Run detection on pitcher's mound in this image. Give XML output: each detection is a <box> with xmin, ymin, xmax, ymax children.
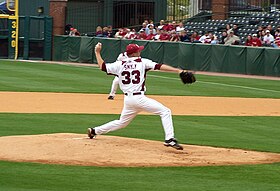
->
<box><xmin>0</xmin><ymin>133</ymin><xmax>279</xmax><ymax>167</ymax></box>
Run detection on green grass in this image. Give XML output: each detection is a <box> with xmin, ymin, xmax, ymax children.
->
<box><xmin>0</xmin><ymin>113</ymin><xmax>279</xmax><ymax>153</ymax></box>
<box><xmin>0</xmin><ymin>161</ymin><xmax>280</xmax><ymax>191</ymax></box>
<box><xmin>0</xmin><ymin>60</ymin><xmax>279</xmax><ymax>98</ymax></box>
<box><xmin>0</xmin><ymin>59</ymin><xmax>280</xmax><ymax>191</ymax></box>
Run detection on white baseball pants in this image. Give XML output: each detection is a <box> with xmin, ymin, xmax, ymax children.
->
<box><xmin>94</xmin><ymin>93</ymin><xmax>175</xmax><ymax>140</ymax></box>
<box><xmin>109</xmin><ymin>76</ymin><xmax>119</xmax><ymax>96</ymax></box>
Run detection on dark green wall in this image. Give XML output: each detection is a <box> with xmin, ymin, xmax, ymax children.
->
<box><xmin>53</xmin><ymin>36</ymin><xmax>280</xmax><ymax>77</ymax></box>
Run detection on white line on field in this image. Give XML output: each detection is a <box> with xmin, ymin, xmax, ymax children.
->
<box><xmin>148</xmin><ymin>74</ymin><xmax>280</xmax><ymax>94</ymax></box>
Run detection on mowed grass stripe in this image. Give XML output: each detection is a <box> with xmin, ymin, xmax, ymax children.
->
<box><xmin>0</xmin><ymin>160</ymin><xmax>280</xmax><ymax>191</ymax></box>
<box><xmin>0</xmin><ymin>60</ymin><xmax>279</xmax><ymax>98</ymax></box>
<box><xmin>0</xmin><ymin>113</ymin><xmax>279</xmax><ymax>153</ymax></box>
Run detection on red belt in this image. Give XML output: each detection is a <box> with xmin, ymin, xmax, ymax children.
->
<box><xmin>124</xmin><ymin>92</ymin><xmax>142</xmax><ymax>96</ymax></box>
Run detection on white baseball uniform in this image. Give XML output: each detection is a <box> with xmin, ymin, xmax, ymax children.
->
<box><xmin>94</xmin><ymin>56</ymin><xmax>175</xmax><ymax>140</ymax></box>
<box><xmin>108</xmin><ymin>52</ymin><xmax>128</xmax><ymax>97</ymax></box>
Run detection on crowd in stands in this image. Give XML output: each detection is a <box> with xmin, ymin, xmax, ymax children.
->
<box><xmin>65</xmin><ymin>19</ymin><xmax>280</xmax><ymax>48</ymax></box>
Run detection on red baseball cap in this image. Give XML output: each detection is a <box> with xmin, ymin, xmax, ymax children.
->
<box><xmin>126</xmin><ymin>44</ymin><xmax>144</xmax><ymax>55</ymax></box>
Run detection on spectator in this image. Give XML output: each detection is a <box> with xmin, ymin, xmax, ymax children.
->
<box><xmin>263</xmin><ymin>30</ymin><xmax>278</xmax><ymax>48</ymax></box>
<box><xmin>157</xmin><ymin>19</ymin><xmax>165</xmax><ymax>30</ymax></box>
<box><xmin>145</xmin><ymin>29</ymin><xmax>156</xmax><ymax>40</ymax></box>
<box><xmin>190</xmin><ymin>31</ymin><xmax>200</xmax><ymax>43</ymax></box>
<box><xmin>225</xmin><ymin>24</ymin><xmax>231</xmax><ymax>33</ymax></box>
<box><xmin>198</xmin><ymin>31</ymin><xmax>209</xmax><ymax>43</ymax></box>
<box><xmin>275</xmin><ymin>31</ymin><xmax>280</xmax><ymax>47</ymax></box>
<box><xmin>138</xmin><ymin>29</ymin><xmax>148</xmax><ymax>40</ymax></box>
<box><xmin>107</xmin><ymin>25</ymin><xmax>115</xmax><ymax>38</ymax></box>
<box><xmin>245</xmin><ymin>35</ymin><xmax>253</xmax><ymax>46</ymax></box>
<box><xmin>102</xmin><ymin>26</ymin><xmax>109</xmax><ymax>37</ymax></box>
<box><xmin>95</xmin><ymin>26</ymin><xmax>103</xmax><ymax>37</ymax></box>
<box><xmin>139</xmin><ymin>22</ymin><xmax>149</xmax><ymax>35</ymax></box>
<box><xmin>159</xmin><ymin>29</ymin><xmax>170</xmax><ymax>41</ymax></box>
<box><xmin>169</xmin><ymin>30</ymin><xmax>179</xmax><ymax>42</ymax></box>
<box><xmin>124</xmin><ymin>29</ymin><xmax>137</xmax><ymax>39</ymax></box>
<box><xmin>210</xmin><ymin>34</ymin><xmax>219</xmax><ymax>44</ymax></box>
<box><xmin>65</xmin><ymin>24</ymin><xmax>73</xmax><ymax>35</ymax></box>
<box><xmin>147</xmin><ymin>24</ymin><xmax>156</xmax><ymax>34</ymax></box>
<box><xmin>224</xmin><ymin>29</ymin><xmax>240</xmax><ymax>45</ymax></box>
<box><xmin>176</xmin><ymin>22</ymin><xmax>185</xmax><ymax>33</ymax></box>
<box><xmin>266</xmin><ymin>25</ymin><xmax>275</xmax><ymax>36</ymax></box>
<box><xmin>257</xmin><ymin>25</ymin><xmax>264</xmax><ymax>37</ymax></box>
<box><xmin>220</xmin><ymin>31</ymin><xmax>228</xmax><ymax>44</ymax></box>
<box><xmin>251</xmin><ymin>34</ymin><xmax>262</xmax><ymax>47</ymax></box>
<box><xmin>154</xmin><ymin>28</ymin><xmax>162</xmax><ymax>40</ymax></box>
<box><xmin>179</xmin><ymin>30</ymin><xmax>190</xmax><ymax>42</ymax></box>
<box><xmin>69</xmin><ymin>28</ymin><xmax>80</xmax><ymax>36</ymax></box>
<box><xmin>232</xmin><ymin>24</ymin><xmax>239</xmax><ymax>36</ymax></box>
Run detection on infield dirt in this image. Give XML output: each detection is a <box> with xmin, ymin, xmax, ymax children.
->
<box><xmin>0</xmin><ymin>91</ymin><xmax>280</xmax><ymax>167</ymax></box>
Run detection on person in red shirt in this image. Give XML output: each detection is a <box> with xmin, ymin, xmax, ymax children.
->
<box><xmin>137</xmin><ymin>29</ymin><xmax>148</xmax><ymax>40</ymax></box>
<box><xmin>251</xmin><ymin>34</ymin><xmax>262</xmax><ymax>47</ymax></box>
<box><xmin>159</xmin><ymin>29</ymin><xmax>171</xmax><ymax>41</ymax></box>
<box><xmin>245</xmin><ymin>35</ymin><xmax>253</xmax><ymax>46</ymax></box>
<box><xmin>169</xmin><ymin>30</ymin><xmax>179</xmax><ymax>42</ymax></box>
<box><xmin>145</xmin><ymin>29</ymin><xmax>156</xmax><ymax>40</ymax></box>
<box><xmin>275</xmin><ymin>32</ymin><xmax>280</xmax><ymax>47</ymax></box>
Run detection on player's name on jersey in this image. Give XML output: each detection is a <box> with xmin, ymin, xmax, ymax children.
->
<box><xmin>124</xmin><ymin>63</ymin><xmax>137</xmax><ymax>70</ymax></box>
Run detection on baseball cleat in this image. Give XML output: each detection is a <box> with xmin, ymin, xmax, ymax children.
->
<box><xmin>108</xmin><ymin>96</ymin><xmax>114</xmax><ymax>100</ymax></box>
<box><xmin>87</xmin><ymin>128</ymin><xmax>96</xmax><ymax>139</ymax></box>
<box><xmin>164</xmin><ymin>138</ymin><xmax>183</xmax><ymax>150</ymax></box>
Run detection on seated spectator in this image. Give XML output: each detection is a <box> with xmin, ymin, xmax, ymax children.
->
<box><xmin>146</xmin><ymin>29</ymin><xmax>156</xmax><ymax>40</ymax></box>
<box><xmin>245</xmin><ymin>35</ymin><xmax>253</xmax><ymax>46</ymax></box>
<box><xmin>157</xmin><ymin>20</ymin><xmax>165</xmax><ymax>30</ymax></box>
<box><xmin>190</xmin><ymin>31</ymin><xmax>200</xmax><ymax>43</ymax></box>
<box><xmin>124</xmin><ymin>28</ymin><xmax>137</xmax><ymax>39</ymax></box>
<box><xmin>275</xmin><ymin>31</ymin><xmax>280</xmax><ymax>47</ymax></box>
<box><xmin>232</xmin><ymin>24</ymin><xmax>239</xmax><ymax>36</ymax></box>
<box><xmin>220</xmin><ymin>31</ymin><xmax>228</xmax><ymax>44</ymax></box>
<box><xmin>179</xmin><ymin>30</ymin><xmax>190</xmax><ymax>42</ymax></box>
<box><xmin>224</xmin><ymin>29</ymin><xmax>240</xmax><ymax>45</ymax></box>
<box><xmin>225</xmin><ymin>24</ymin><xmax>232</xmax><ymax>33</ymax></box>
<box><xmin>198</xmin><ymin>31</ymin><xmax>209</xmax><ymax>43</ymax></box>
<box><xmin>204</xmin><ymin>36</ymin><xmax>212</xmax><ymax>44</ymax></box>
<box><xmin>65</xmin><ymin>24</ymin><xmax>73</xmax><ymax>35</ymax></box>
<box><xmin>170</xmin><ymin>21</ymin><xmax>177</xmax><ymax>31</ymax></box>
<box><xmin>158</xmin><ymin>29</ymin><xmax>170</xmax><ymax>41</ymax></box>
<box><xmin>176</xmin><ymin>22</ymin><xmax>185</xmax><ymax>33</ymax></box>
<box><xmin>210</xmin><ymin>34</ymin><xmax>219</xmax><ymax>44</ymax></box>
<box><xmin>115</xmin><ymin>28</ymin><xmax>127</xmax><ymax>39</ymax></box>
<box><xmin>95</xmin><ymin>26</ymin><xmax>103</xmax><ymax>37</ymax></box>
<box><xmin>107</xmin><ymin>25</ymin><xmax>115</xmax><ymax>38</ymax></box>
<box><xmin>102</xmin><ymin>26</ymin><xmax>109</xmax><ymax>37</ymax></box>
<box><xmin>147</xmin><ymin>24</ymin><xmax>156</xmax><ymax>34</ymax></box>
<box><xmin>162</xmin><ymin>21</ymin><xmax>173</xmax><ymax>31</ymax></box>
<box><xmin>263</xmin><ymin>30</ymin><xmax>277</xmax><ymax>48</ymax></box>
<box><xmin>69</xmin><ymin>28</ymin><xmax>80</xmax><ymax>36</ymax></box>
<box><xmin>139</xmin><ymin>22</ymin><xmax>149</xmax><ymax>34</ymax></box>
<box><xmin>266</xmin><ymin>25</ymin><xmax>275</xmax><ymax>36</ymax></box>
<box><xmin>138</xmin><ymin>29</ymin><xmax>148</xmax><ymax>40</ymax></box>
<box><xmin>154</xmin><ymin>28</ymin><xmax>161</xmax><ymax>41</ymax></box>
<box><xmin>251</xmin><ymin>34</ymin><xmax>262</xmax><ymax>47</ymax></box>
<box><xmin>169</xmin><ymin>30</ymin><xmax>179</xmax><ymax>42</ymax></box>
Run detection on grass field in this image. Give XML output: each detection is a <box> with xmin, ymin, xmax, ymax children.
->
<box><xmin>0</xmin><ymin>60</ymin><xmax>280</xmax><ymax>191</ymax></box>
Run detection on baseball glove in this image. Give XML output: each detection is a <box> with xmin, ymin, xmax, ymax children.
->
<box><xmin>179</xmin><ymin>71</ymin><xmax>196</xmax><ymax>84</ymax></box>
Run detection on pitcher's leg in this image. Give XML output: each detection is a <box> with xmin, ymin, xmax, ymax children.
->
<box><xmin>109</xmin><ymin>76</ymin><xmax>119</xmax><ymax>97</ymax></box>
<box><xmin>94</xmin><ymin>107</ymin><xmax>137</xmax><ymax>135</ymax></box>
<box><xmin>139</xmin><ymin>96</ymin><xmax>174</xmax><ymax>140</ymax></box>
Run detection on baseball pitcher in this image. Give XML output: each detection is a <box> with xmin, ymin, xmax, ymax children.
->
<box><xmin>88</xmin><ymin>43</ymin><xmax>195</xmax><ymax>150</ymax></box>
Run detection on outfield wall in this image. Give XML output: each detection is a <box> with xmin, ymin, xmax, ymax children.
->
<box><xmin>53</xmin><ymin>36</ymin><xmax>280</xmax><ymax>77</ymax></box>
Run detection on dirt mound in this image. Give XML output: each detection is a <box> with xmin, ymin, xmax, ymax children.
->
<box><xmin>0</xmin><ymin>133</ymin><xmax>279</xmax><ymax>167</ymax></box>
